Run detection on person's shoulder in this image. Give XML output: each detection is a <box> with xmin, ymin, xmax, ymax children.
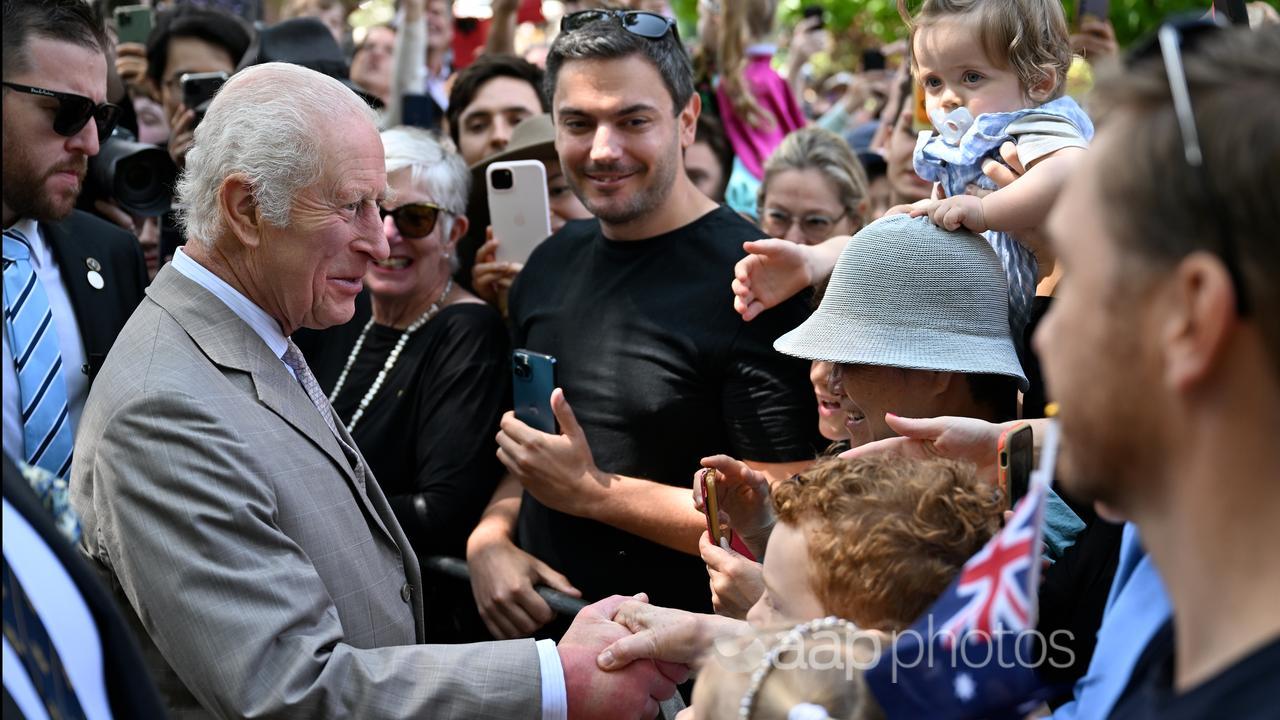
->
<box><xmin>428</xmin><ymin>301</ymin><xmax>511</xmax><ymax>352</ymax></box>
<box><xmin>45</xmin><ymin>209</ymin><xmax>137</xmax><ymax>246</ymax></box>
<box><xmin>534</xmin><ymin>217</ymin><xmax>601</xmax><ymax>256</ymax></box>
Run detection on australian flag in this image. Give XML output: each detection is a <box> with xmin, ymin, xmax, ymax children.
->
<box><xmin>864</xmin><ymin>423</ymin><xmax>1063</xmax><ymax>719</ymax></box>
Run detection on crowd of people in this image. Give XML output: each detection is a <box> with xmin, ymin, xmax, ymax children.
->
<box><xmin>2</xmin><ymin>0</ymin><xmax>1277</xmax><ymax>718</ymax></box>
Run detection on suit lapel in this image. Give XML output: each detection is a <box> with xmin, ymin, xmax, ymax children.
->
<box><xmin>42</xmin><ymin>221</ymin><xmax>102</xmax><ymax>367</ymax></box>
<box><xmin>146</xmin><ymin>266</ymin><xmax>400</xmax><ymax>550</ymax></box>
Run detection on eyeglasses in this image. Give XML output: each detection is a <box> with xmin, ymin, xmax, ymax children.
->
<box><xmin>561</xmin><ymin>10</ymin><xmax>680</xmax><ymax>43</ymax></box>
<box><xmin>760</xmin><ymin>207</ymin><xmax>849</xmax><ymax>243</ymax></box>
<box><xmin>379</xmin><ymin>202</ymin><xmax>446</xmax><ymax>238</ymax></box>
<box><xmin>2</xmin><ymin>82</ymin><xmax>121</xmax><ymax>143</ymax></box>
<box><xmin>1127</xmin><ymin>16</ymin><xmax>1248</xmax><ymax>315</ymax></box>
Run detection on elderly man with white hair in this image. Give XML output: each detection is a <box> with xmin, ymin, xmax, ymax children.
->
<box><xmin>69</xmin><ymin>62</ymin><xmax>684</xmax><ymax>720</ymax></box>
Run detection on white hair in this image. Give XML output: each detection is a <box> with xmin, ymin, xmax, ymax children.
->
<box><xmin>380</xmin><ymin>126</ymin><xmax>470</xmax><ymax>234</ymax></box>
<box><xmin>174</xmin><ymin>62</ymin><xmax>380</xmax><ymax>247</ymax></box>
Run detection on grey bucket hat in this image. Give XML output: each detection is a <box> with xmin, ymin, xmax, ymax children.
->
<box><xmin>774</xmin><ymin>213</ymin><xmax>1029</xmax><ymax>390</ymax></box>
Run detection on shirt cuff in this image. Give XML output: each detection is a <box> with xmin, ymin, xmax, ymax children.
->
<box><xmin>536</xmin><ymin>638</ymin><xmax>568</xmax><ymax>720</ymax></box>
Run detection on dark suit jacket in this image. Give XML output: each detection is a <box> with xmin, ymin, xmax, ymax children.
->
<box><xmin>2</xmin><ymin>453</ymin><xmax>167</xmax><ymax>719</ymax></box>
<box><xmin>41</xmin><ymin>209</ymin><xmax>148</xmax><ymax>381</ymax></box>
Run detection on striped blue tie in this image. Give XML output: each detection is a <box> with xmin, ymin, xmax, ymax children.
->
<box><xmin>3</xmin><ymin>229</ymin><xmax>74</xmax><ymax>477</ymax></box>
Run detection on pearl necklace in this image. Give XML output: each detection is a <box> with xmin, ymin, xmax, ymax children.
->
<box><xmin>328</xmin><ymin>278</ymin><xmax>453</xmax><ymax>432</ymax></box>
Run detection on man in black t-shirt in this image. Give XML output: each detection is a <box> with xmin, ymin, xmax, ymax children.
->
<box><xmin>1035</xmin><ymin>23</ymin><xmax>1280</xmax><ymax>719</ymax></box>
<box><xmin>464</xmin><ymin>11</ymin><xmax>820</xmax><ymax>640</ymax></box>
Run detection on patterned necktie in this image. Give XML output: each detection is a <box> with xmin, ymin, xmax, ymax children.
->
<box><xmin>3</xmin><ymin>229</ymin><xmax>74</xmax><ymax>477</ymax></box>
<box><xmin>281</xmin><ymin>339</ymin><xmax>365</xmax><ymax>488</ymax></box>
<box><xmin>2</xmin><ymin>558</ymin><xmax>88</xmax><ymax>720</ymax></box>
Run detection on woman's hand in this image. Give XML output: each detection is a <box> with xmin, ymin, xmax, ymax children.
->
<box><xmin>114</xmin><ymin>42</ymin><xmax>150</xmax><ymax>94</ymax></box>
<box><xmin>692</xmin><ymin>455</ymin><xmax>774</xmax><ymax>555</ymax></box>
<box><xmin>732</xmin><ymin>239</ymin><xmax>817</xmax><ymax>321</ymax></box>
<box><xmin>472</xmin><ymin>230</ymin><xmax>523</xmax><ymax>312</ymax></box>
<box><xmin>699</xmin><ymin>531</ymin><xmax>765</xmax><ymax>619</ymax></box>
<box><xmin>839</xmin><ymin>413</ymin><xmax>1012</xmax><ymax>486</ymax></box>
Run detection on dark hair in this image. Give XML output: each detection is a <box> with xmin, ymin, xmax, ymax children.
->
<box><xmin>445</xmin><ymin>54</ymin><xmax>547</xmax><ymax>148</ymax></box>
<box><xmin>145</xmin><ymin>5</ymin><xmax>252</xmax><ymax>88</ymax></box>
<box><xmin>3</xmin><ymin>0</ymin><xmax>109</xmax><ymax>78</ymax></box>
<box><xmin>544</xmin><ymin>15</ymin><xmax>694</xmax><ymax>116</ymax></box>
<box><xmin>1091</xmin><ymin>24</ymin><xmax>1280</xmax><ymax>368</ymax></box>
<box><xmin>965</xmin><ymin>373</ymin><xmax>1019</xmax><ymax>423</ymax></box>
<box><xmin>692</xmin><ymin>112</ymin><xmax>731</xmax><ymax>184</ymax></box>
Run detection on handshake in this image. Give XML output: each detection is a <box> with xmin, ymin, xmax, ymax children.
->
<box><xmin>558</xmin><ymin>592</ymin><xmax>693</xmax><ymax>720</ymax></box>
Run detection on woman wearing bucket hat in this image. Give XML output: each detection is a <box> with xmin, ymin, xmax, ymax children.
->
<box><xmin>465</xmin><ymin>114</ymin><xmax>593</xmax><ymax>312</ymax></box>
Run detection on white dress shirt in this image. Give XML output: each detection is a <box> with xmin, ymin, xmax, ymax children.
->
<box><xmin>2</xmin><ymin>219</ymin><xmax>89</xmax><ymax>461</ymax></box>
<box><xmin>171</xmin><ymin>248</ymin><xmax>567</xmax><ymax>717</ymax></box>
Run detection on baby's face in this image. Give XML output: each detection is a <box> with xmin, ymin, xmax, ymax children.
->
<box><xmin>914</xmin><ymin>15</ymin><xmax>1030</xmax><ymax>120</ymax></box>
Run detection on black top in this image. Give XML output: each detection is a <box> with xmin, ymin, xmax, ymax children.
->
<box><xmin>318</xmin><ymin>301</ymin><xmax>511</xmax><ymax>559</ymax></box>
<box><xmin>509</xmin><ymin>207</ymin><xmax>822</xmax><ymax>615</ymax></box>
<box><xmin>1109</xmin><ymin>619</ymin><xmax>1280</xmax><ymax>719</ymax></box>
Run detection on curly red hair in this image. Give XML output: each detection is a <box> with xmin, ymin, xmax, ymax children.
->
<box><xmin>772</xmin><ymin>456</ymin><xmax>1002</xmax><ymax>631</ymax></box>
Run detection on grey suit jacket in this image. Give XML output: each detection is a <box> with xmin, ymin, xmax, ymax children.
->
<box><xmin>70</xmin><ymin>265</ymin><xmax>543</xmax><ymax>719</ymax></box>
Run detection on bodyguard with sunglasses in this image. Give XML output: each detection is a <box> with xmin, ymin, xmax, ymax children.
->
<box><xmin>1035</xmin><ymin>20</ymin><xmax>1280</xmax><ymax>720</ymax></box>
<box><xmin>2</xmin><ymin>0</ymin><xmax>147</xmax><ymax>478</ymax></box>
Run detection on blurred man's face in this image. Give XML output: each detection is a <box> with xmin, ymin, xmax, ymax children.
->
<box><xmin>553</xmin><ymin>56</ymin><xmax>695</xmax><ymax>229</ymax></box>
<box><xmin>1035</xmin><ymin>122</ymin><xmax>1159</xmax><ymax>509</ymax></box>
<box><xmin>426</xmin><ymin>0</ymin><xmax>452</xmax><ymax>53</ymax></box>
<box><xmin>2</xmin><ymin>37</ymin><xmax>107</xmax><ymax>225</ymax></box>
<box><xmin>684</xmin><ymin>140</ymin><xmax>723</xmax><ymax>202</ymax></box>
<box><xmin>350</xmin><ymin>25</ymin><xmax>396</xmax><ymax>103</ymax></box>
<box><xmin>456</xmin><ymin>76</ymin><xmax>543</xmax><ymax>165</ymax></box>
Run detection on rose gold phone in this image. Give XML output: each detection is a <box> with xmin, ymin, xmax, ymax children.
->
<box><xmin>701</xmin><ymin>468</ymin><xmax>724</xmax><ymax>546</ymax></box>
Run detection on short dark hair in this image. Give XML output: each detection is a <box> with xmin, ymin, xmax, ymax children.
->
<box><xmin>544</xmin><ymin>15</ymin><xmax>694</xmax><ymax>116</ymax></box>
<box><xmin>3</xmin><ymin>0</ymin><xmax>109</xmax><ymax>78</ymax></box>
<box><xmin>965</xmin><ymin>373</ymin><xmax>1019</xmax><ymax>423</ymax></box>
<box><xmin>145</xmin><ymin>5</ymin><xmax>252</xmax><ymax>87</ymax></box>
<box><xmin>445</xmin><ymin>54</ymin><xmax>547</xmax><ymax>148</ymax></box>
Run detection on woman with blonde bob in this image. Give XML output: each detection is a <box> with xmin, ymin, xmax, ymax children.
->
<box><xmin>757</xmin><ymin>127</ymin><xmax>870</xmax><ymax>246</ymax></box>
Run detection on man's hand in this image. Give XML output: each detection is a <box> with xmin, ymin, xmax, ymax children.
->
<box><xmin>559</xmin><ymin>595</ymin><xmax>690</xmax><ymax>720</ymax></box>
<box><xmin>732</xmin><ymin>239</ymin><xmax>816</xmax><ymax>321</ymax></box>
<box><xmin>497</xmin><ymin>388</ymin><xmax>605</xmax><ymax>517</ymax></box>
<box><xmin>699</xmin><ymin>532</ymin><xmax>764</xmax><ymax>619</ymax></box>
<box><xmin>472</xmin><ymin>230</ymin><xmax>522</xmax><ymax>311</ymax></box>
<box><xmin>838</xmin><ymin>413</ymin><xmax>1008</xmax><ymax>485</ymax></box>
<box><xmin>167</xmin><ymin>103</ymin><xmax>196</xmax><ymax>170</ymax></box>
<box><xmin>598</xmin><ymin>598</ymin><xmax>748</xmax><ymax>671</ymax></box>
<box><xmin>466</xmin><ymin>527</ymin><xmax>581</xmax><ymax>639</ymax></box>
<box><xmin>691</xmin><ymin>455</ymin><xmax>774</xmax><ymax>555</ymax></box>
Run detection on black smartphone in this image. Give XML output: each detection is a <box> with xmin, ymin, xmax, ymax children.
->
<box><xmin>999</xmin><ymin>423</ymin><xmax>1035</xmax><ymax>509</ymax></box>
<box><xmin>114</xmin><ymin>5</ymin><xmax>154</xmax><ymax>45</ymax></box>
<box><xmin>512</xmin><ymin>349</ymin><xmax>558</xmax><ymax>434</ymax></box>
<box><xmin>802</xmin><ymin>4</ymin><xmax>825</xmax><ymax>30</ymax></box>
<box><xmin>181</xmin><ymin>71</ymin><xmax>229</xmax><ymax>128</ymax></box>
<box><xmin>862</xmin><ymin>49</ymin><xmax>886</xmax><ymax>72</ymax></box>
<box><xmin>402</xmin><ymin>93</ymin><xmax>442</xmax><ymax>131</ymax></box>
<box><xmin>1075</xmin><ymin>0</ymin><xmax>1109</xmax><ymax>26</ymax></box>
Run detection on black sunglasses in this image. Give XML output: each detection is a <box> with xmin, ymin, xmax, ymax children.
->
<box><xmin>2</xmin><ymin>82</ymin><xmax>121</xmax><ymax>143</ymax></box>
<box><xmin>561</xmin><ymin>10</ymin><xmax>680</xmax><ymax>43</ymax></box>
<box><xmin>379</xmin><ymin>202</ymin><xmax>445</xmax><ymax>238</ymax></box>
<box><xmin>1127</xmin><ymin>15</ymin><xmax>1249</xmax><ymax>315</ymax></box>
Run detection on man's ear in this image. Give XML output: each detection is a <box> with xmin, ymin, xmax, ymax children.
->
<box><xmin>1027</xmin><ymin>68</ymin><xmax>1058</xmax><ymax>103</ymax></box>
<box><xmin>1161</xmin><ymin>251</ymin><xmax>1238</xmax><ymax>393</ymax></box>
<box><xmin>678</xmin><ymin>92</ymin><xmax>701</xmax><ymax>151</ymax></box>
<box><xmin>219</xmin><ymin>173</ymin><xmax>263</xmax><ymax>249</ymax></box>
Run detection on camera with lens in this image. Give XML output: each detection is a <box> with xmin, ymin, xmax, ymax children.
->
<box><xmin>83</xmin><ymin>126</ymin><xmax>177</xmax><ymax>217</ymax></box>
<box><xmin>490</xmin><ymin>168</ymin><xmax>514</xmax><ymax>191</ymax></box>
<box><xmin>512</xmin><ymin>352</ymin><xmax>532</xmax><ymax>379</ymax></box>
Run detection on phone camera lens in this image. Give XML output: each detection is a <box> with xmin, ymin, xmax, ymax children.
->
<box><xmin>513</xmin><ymin>354</ymin><xmax>530</xmax><ymax>379</ymax></box>
<box><xmin>492</xmin><ymin>168</ymin><xmax>514</xmax><ymax>191</ymax></box>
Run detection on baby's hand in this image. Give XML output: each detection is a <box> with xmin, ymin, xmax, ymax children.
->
<box><xmin>916</xmin><ymin>195</ymin><xmax>987</xmax><ymax>233</ymax></box>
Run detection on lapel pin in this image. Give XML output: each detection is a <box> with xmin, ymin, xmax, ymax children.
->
<box><xmin>86</xmin><ymin>257</ymin><xmax>105</xmax><ymax>290</ymax></box>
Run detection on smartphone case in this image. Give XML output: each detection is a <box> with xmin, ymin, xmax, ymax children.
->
<box><xmin>487</xmin><ymin>160</ymin><xmax>552</xmax><ymax>265</ymax></box>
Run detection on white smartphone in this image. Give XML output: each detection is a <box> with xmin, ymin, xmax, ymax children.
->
<box><xmin>487</xmin><ymin>160</ymin><xmax>552</xmax><ymax>264</ymax></box>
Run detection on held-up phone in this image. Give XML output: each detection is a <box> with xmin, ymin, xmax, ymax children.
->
<box><xmin>802</xmin><ymin>4</ymin><xmax>826</xmax><ymax>30</ymax></box>
<box><xmin>487</xmin><ymin>160</ymin><xmax>552</xmax><ymax>265</ymax></box>
<box><xmin>700</xmin><ymin>468</ymin><xmax>725</xmax><ymax>547</ymax></box>
<box><xmin>114</xmin><ymin>5</ymin><xmax>154</xmax><ymax>45</ymax></box>
<box><xmin>401</xmin><ymin>93</ymin><xmax>442</xmax><ymax>130</ymax></box>
<box><xmin>998</xmin><ymin>423</ymin><xmax>1035</xmax><ymax>509</ymax></box>
<box><xmin>1075</xmin><ymin>0</ymin><xmax>1110</xmax><ymax>27</ymax></box>
<box><xmin>862</xmin><ymin>49</ymin><xmax>887</xmax><ymax>73</ymax></box>
<box><xmin>181</xmin><ymin>71</ymin><xmax>229</xmax><ymax>128</ymax></box>
<box><xmin>512</xmin><ymin>350</ymin><xmax>558</xmax><ymax>434</ymax></box>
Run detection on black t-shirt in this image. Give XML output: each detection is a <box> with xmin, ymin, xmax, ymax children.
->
<box><xmin>1109</xmin><ymin>619</ymin><xmax>1280</xmax><ymax>719</ymax></box>
<box><xmin>313</xmin><ymin>301</ymin><xmax>510</xmax><ymax>559</ymax></box>
<box><xmin>508</xmin><ymin>206</ymin><xmax>822</xmax><ymax>615</ymax></box>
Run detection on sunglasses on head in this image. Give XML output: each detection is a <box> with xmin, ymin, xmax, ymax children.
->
<box><xmin>1126</xmin><ymin>15</ymin><xmax>1249</xmax><ymax>315</ymax></box>
<box><xmin>2</xmin><ymin>82</ymin><xmax>121</xmax><ymax>143</ymax></box>
<box><xmin>561</xmin><ymin>10</ymin><xmax>680</xmax><ymax>43</ymax></box>
<box><xmin>379</xmin><ymin>202</ymin><xmax>445</xmax><ymax>238</ymax></box>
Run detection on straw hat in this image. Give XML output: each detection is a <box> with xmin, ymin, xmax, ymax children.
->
<box><xmin>774</xmin><ymin>214</ymin><xmax>1028</xmax><ymax>390</ymax></box>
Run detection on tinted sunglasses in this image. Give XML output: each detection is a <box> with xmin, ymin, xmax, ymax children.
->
<box><xmin>561</xmin><ymin>10</ymin><xmax>680</xmax><ymax>43</ymax></box>
<box><xmin>2</xmin><ymin>82</ymin><xmax>121</xmax><ymax>143</ymax></box>
<box><xmin>1127</xmin><ymin>15</ymin><xmax>1248</xmax><ymax>315</ymax></box>
<box><xmin>379</xmin><ymin>202</ymin><xmax>445</xmax><ymax>238</ymax></box>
